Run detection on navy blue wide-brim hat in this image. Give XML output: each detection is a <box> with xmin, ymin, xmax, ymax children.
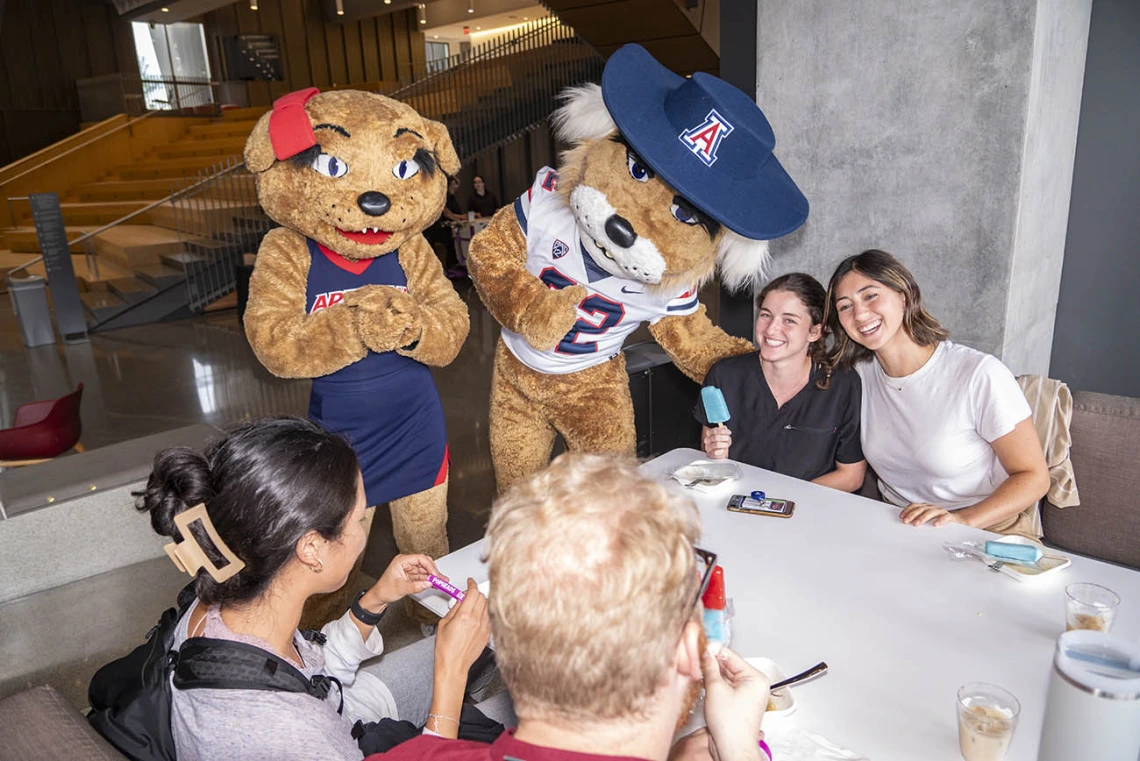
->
<box><xmin>601</xmin><ymin>44</ymin><xmax>809</xmax><ymax>241</ymax></box>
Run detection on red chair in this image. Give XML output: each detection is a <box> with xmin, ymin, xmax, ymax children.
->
<box><xmin>0</xmin><ymin>384</ymin><xmax>84</xmax><ymax>466</ymax></box>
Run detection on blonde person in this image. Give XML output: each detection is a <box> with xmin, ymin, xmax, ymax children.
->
<box><xmin>135</xmin><ymin>418</ymin><xmax>491</xmax><ymax>760</ymax></box>
<box><xmin>825</xmin><ymin>250</ymin><xmax>1049</xmax><ymax>534</ymax></box>
<box><xmin>377</xmin><ymin>452</ymin><xmax>773</xmax><ymax>761</ymax></box>
<box><xmin>696</xmin><ymin>273</ymin><xmax>866</xmax><ymax>492</ymax></box>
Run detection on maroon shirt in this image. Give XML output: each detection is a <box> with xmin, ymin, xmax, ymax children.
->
<box><xmin>369</xmin><ymin>730</ymin><xmax>653</xmax><ymax>761</ymax></box>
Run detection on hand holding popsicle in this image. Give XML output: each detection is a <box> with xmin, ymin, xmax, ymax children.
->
<box><xmin>702</xmin><ymin>426</ymin><xmax>733</xmax><ymax>460</ymax></box>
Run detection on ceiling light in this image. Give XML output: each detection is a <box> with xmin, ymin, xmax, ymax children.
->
<box><xmin>335</xmin><ymin>0</ymin><xmax>344</xmax><ymax>15</ymax></box>
<box><xmin>467</xmin><ymin>0</ymin><xmax>474</xmax><ymax>12</ymax></box>
<box><xmin>417</xmin><ymin>3</ymin><xmax>426</xmax><ymax>24</ymax></box>
<box><xmin>160</xmin><ymin>6</ymin><xmax>169</xmax><ymax>11</ymax></box>
<box><xmin>249</xmin><ymin>0</ymin><xmax>257</xmax><ymax>9</ymax></box>
<box><xmin>475</xmin><ymin>25</ymin><xmax>481</xmax><ymax>30</ymax></box>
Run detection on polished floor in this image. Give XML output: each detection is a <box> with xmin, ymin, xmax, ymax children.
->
<box><xmin>0</xmin><ymin>279</ymin><xmax>504</xmax><ymax>707</ymax></box>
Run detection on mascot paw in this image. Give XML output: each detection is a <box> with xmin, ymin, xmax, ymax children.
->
<box><xmin>521</xmin><ymin>283</ymin><xmax>587</xmax><ymax>351</ymax></box>
<box><xmin>344</xmin><ymin>285</ymin><xmax>423</xmax><ymax>353</ymax></box>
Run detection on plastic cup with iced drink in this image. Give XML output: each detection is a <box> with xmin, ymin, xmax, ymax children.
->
<box><xmin>1064</xmin><ymin>582</ymin><xmax>1120</xmax><ymax>633</ymax></box>
<box><xmin>956</xmin><ymin>683</ymin><xmax>1019</xmax><ymax>761</ymax></box>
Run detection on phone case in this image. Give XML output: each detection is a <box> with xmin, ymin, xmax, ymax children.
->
<box><xmin>727</xmin><ymin>494</ymin><xmax>796</xmax><ymax>518</ymax></box>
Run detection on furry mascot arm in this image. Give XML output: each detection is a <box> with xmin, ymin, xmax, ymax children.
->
<box><xmin>649</xmin><ymin>304</ymin><xmax>755</xmax><ymax>383</ymax></box>
<box><xmin>244</xmin><ymin>228</ymin><xmax>368</xmax><ymax>378</ymax></box>
<box><xmin>467</xmin><ymin>206</ymin><xmax>587</xmax><ymax>351</ymax></box>
<box><xmin>391</xmin><ymin>235</ymin><xmax>471</xmax><ymax>366</ymax></box>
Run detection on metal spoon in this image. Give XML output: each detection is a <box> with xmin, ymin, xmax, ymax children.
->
<box><xmin>770</xmin><ymin>661</ymin><xmax>828</xmax><ymax>691</ymax></box>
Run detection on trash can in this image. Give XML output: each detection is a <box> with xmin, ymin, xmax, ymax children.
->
<box><xmin>8</xmin><ymin>275</ymin><xmax>55</xmax><ymax>347</ymax></box>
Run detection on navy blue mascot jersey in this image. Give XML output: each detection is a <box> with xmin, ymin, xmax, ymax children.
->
<box><xmin>304</xmin><ymin>239</ymin><xmax>448</xmax><ymax>505</ymax></box>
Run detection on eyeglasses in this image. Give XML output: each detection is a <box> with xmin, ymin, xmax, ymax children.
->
<box><xmin>692</xmin><ymin>546</ymin><xmax>717</xmax><ymax>610</ymax></box>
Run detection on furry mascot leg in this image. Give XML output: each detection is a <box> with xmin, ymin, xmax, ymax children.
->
<box><xmin>300</xmin><ymin>507</ymin><xmax>378</xmax><ymax>630</ymax></box>
<box><xmin>389</xmin><ymin>480</ymin><xmax>450</xmax><ymax>559</ymax></box>
<box><xmin>489</xmin><ymin>342</ymin><xmax>559</xmax><ymax>494</ymax></box>
<box><xmin>391</xmin><ymin>480</ymin><xmax>450</xmax><ymax>626</ymax></box>
<box><xmin>490</xmin><ymin>340</ymin><xmax>637</xmax><ymax>494</ymax></box>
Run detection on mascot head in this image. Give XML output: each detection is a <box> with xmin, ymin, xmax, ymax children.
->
<box><xmin>244</xmin><ymin>89</ymin><xmax>461</xmax><ymax>261</ymax></box>
<box><xmin>552</xmin><ymin>45</ymin><xmax>808</xmax><ymax>294</ymax></box>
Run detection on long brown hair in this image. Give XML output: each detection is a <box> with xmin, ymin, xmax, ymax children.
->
<box><xmin>823</xmin><ymin>249</ymin><xmax>949</xmax><ymax>371</ymax></box>
<box><xmin>755</xmin><ymin>272</ymin><xmax>834</xmax><ymax>389</ymax></box>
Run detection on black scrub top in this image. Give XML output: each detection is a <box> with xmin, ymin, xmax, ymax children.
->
<box><xmin>693</xmin><ymin>352</ymin><xmax>863</xmax><ymax>482</ymax></box>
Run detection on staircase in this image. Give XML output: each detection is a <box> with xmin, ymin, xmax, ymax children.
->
<box><xmin>2</xmin><ymin>19</ymin><xmax>600</xmax><ymax>333</ymax></box>
<box><xmin>1</xmin><ymin>108</ymin><xmax>271</xmax><ymax>330</ymax></box>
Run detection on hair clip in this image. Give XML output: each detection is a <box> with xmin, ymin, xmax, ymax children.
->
<box><xmin>163</xmin><ymin>503</ymin><xmax>246</xmax><ymax>583</ymax></box>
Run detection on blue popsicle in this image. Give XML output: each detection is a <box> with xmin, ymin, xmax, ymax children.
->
<box><xmin>984</xmin><ymin>540</ymin><xmax>1043</xmax><ymax>563</ymax></box>
<box><xmin>701</xmin><ymin>386</ymin><xmax>731</xmax><ymax>427</ymax></box>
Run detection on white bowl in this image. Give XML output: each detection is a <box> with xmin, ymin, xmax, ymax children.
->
<box><xmin>745</xmin><ymin>656</ymin><xmax>797</xmax><ymax>717</ymax></box>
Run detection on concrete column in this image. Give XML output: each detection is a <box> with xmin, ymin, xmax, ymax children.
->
<box><xmin>755</xmin><ymin>0</ymin><xmax>1091</xmax><ymax>374</ymax></box>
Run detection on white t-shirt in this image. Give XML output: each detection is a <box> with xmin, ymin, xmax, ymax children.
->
<box><xmin>856</xmin><ymin>341</ymin><xmax>1031</xmax><ymax>511</ymax></box>
<box><xmin>499</xmin><ymin>167</ymin><xmax>700</xmax><ymax>375</ymax></box>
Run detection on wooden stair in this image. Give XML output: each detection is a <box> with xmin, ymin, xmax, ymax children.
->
<box><xmin>2</xmin><ymin>112</ymin><xmax>264</xmax><ymax>311</ymax></box>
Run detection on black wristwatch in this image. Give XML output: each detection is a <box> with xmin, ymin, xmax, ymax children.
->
<box><xmin>351</xmin><ymin>590</ymin><xmax>386</xmax><ymax>626</ymax></box>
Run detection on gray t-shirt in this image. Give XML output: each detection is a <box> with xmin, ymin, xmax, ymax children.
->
<box><xmin>169</xmin><ymin>602</ymin><xmax>393</xmax><ymax>761</ymax></box>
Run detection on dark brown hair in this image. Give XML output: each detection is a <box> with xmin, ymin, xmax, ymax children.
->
<box><xmin>823</xmin><ymin>249</ymin><xmax>949</xmax><ymax>371</ymax></box>
<box><xmin>136</xmin><ymin>417</ymin><xmax>359</xmax><ymax>606</ymax></box>
<box><xmin>754</xmin><ymin>272</ymin><xmax>834</xmax><ymax>389</ymax></box>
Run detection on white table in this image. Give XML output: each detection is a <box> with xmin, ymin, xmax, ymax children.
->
<box><xmin>413</xmin><ymin>448</ymin><xmax>1140</xmax><ymax>760</ymax></box>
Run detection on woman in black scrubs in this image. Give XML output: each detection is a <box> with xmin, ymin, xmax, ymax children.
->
<box><xmin>695</xmin><ymin>273</ymin><xmax>867</xmax><ymax>491</ymax></box>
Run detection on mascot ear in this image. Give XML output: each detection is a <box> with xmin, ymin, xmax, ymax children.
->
<box><xmin>422</xmin><ymin>118</ymin><xmax>461</xmax><ymax>177</ymax></box>
<box><xmin>244</xmin><ymin>111</ymin><xmax>277</xmax><ymax>174</ymax></box>
<box><xmin>716</xmin><ymin>232</ymin><xmax>771</xmax><ymax>294</ymax></box>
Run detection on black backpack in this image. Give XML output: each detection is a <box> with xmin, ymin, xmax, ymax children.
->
<box><xmin>88</xmin><ymin>584</ymin><xmax>342</xmax><ymax>761</ymax></box>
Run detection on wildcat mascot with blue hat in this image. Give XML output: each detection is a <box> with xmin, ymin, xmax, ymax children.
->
<box><xmin>468</xmin><ymin>44</ymin><xmax>809</xmax><ymax>491</ymax></box>
<box><xmin>242</xmin><ymin>89</ymin><xmax>468</xmax><ymax>623</ymax></box>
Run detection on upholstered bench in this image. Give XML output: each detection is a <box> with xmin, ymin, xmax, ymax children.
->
<box><xmin>0</xmin><ymin>685</ymin><xmax>125</xmax><ymax>760</ymax></box>
<box><xmin>1042</xmin><ymin>390</ymin><xmax>1140</xmax><ymax>570</ymax></box>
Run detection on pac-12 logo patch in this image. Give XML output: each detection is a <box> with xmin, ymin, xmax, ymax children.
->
<box><xmin>679</xmin><ymin>109</ymin><xmax>734</xmax><ymax>167</ymax></box>
<box><xmin>552</xmin><ymin>239</ymin><xmax>568</xmax><ymax>259</ymax></box>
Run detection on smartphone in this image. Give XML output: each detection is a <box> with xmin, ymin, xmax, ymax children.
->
<box><xmin>727</xmin><ymin>493</ymin><xmax>796</xmax><ymax>518</ymax></box>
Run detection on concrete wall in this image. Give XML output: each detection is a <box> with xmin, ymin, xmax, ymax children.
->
<box><xmin>1049</xmin><ymin>0</ymin><xmax>1140</xmax><ymax>397</ymax></box>
<box><xmin>754</xmin><ymin>0</ymin><xmax>1090</xmax><ymax>373</ymax></box>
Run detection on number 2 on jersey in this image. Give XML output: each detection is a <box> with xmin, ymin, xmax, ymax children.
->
<box><xmin>540</xmin><ymin>268</ymin><xmax>626</xmax><ymax>355</ymax></box>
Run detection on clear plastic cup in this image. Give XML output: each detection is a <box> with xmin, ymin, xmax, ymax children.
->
<box><xmin>1064</xmin><ymin>582</ymin><xmax>1120</xmax><ymax>633</ymax></box>
<box><xmin>957</xmin><ymin>683</ymin><xmax>1019</xmax><ymax>761</ymax></box>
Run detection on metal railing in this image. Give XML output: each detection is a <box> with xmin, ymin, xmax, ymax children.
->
<box><xmin>76</xmin><ymin>74</ymin><xmax>220</xmax><ymax>122</ymax></box>
<box><xmin>5</xmin><ymin>160</ymin><xmax>259</xmax><ymax>291</ymax></box>
<box><xmin>388</xmin><ymin>17</ymin><xmax>603</xmax><ymax>161</ymax></box>
<box><xmin>166</xmin><ymin>156</ymin><xmax>270</xmax><ymax>312</ymax></box>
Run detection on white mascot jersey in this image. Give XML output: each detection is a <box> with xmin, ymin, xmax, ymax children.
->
<box><xmin>500</xmin><ymin>167</ymin><xmax>700</xmax><ymax>375</ymax></box>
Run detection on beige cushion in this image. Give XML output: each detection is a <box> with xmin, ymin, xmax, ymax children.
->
<box><xmin>0</xmin><ymin>685</ymin><xmax>125</xmax><ymax>760</ymax></box>
<box><xmin>1041</xmin><ymin>391</ymin><xmax>1140</xmax><ymax>570</ymax></box>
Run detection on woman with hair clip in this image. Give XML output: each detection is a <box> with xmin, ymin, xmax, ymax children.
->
<box><xmin>826</xmin><ymin>249</ymin><xmax>1049</xmax><ymax>535</ymax></box>
<box><xmin>695</xmin><ymin>272</ymin><xmax>866</xmax><ymax>491</ymax></box>
<box><xmin>138</xmin><ymin>417</ymin><xmax>491</xmax><ymax>760</ymax></box>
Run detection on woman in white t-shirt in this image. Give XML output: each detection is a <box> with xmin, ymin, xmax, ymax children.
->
<box><xmin>824</xmin><ymin>250</ymin><xmax>1048</xmax><ymax>535</ymax></box>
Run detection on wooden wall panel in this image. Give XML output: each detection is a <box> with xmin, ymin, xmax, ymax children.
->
<box><xmin>392</xmin><ymin>12</ymin><xmax>412</xmax><ymax>82</ymax></box>
<box><xmin>0</xmin><ymin>0</ymin><xmax>135</xmax><ymax>163</ymax></box>
<box><xmin>361</xmin><ymin>19</ymin><xmax>381</xmax><ymax>82</ymax></box>
<box><xmin>377</xmin><ymin>16</ymin><xmax>398</xmax><ymax>82</ymax></box>
<box><xmin>79</xmin><ymin>2</ymin><xmax>118</xmax><ymax>76</ymax></box>
<box><xmin>344</xmin><ymin>22</ymin><xmax>365</xmax><ymax>84</ymax></box>
<box><xmin>303</xmin><ymin>0</ymin><xmax>331</xmax><ymax>88</ymax></box>
<box><xmin>279</xmin><ymin>0</ymin><xmax>313</xmax><ymax>90</ymax></box>
<box><xmin>202</xmin><ymin>1</ymin><xmax>424</xmax><ymax>98</ymax></box>
<box><xmin>324</xmin><ymin>21</ymin><xmax>348</xmax><ymax>87</ymax></box>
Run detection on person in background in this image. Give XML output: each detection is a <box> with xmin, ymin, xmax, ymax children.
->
<box><xmin>375</xmin><ymin>452</ymin><xmax>773</xmax><ymax>761</ymax></box>
<box><xmin>697</xmin><ymin>273</ymin><xmax>866</xmax><ymax>492</ymax></box>
<box><xmin>425</xmin><ymin>176</ymin><xmax>467</xmax><ymax>278</ymax></box>
<box><xmin>466</xmin><ymin>175</ymin><xmax>500</xmax><ymax>218</ymax></box>
<box><xmin>137</xmin><ymin>417</ymin><xmax>491</xmax><ymax>760</ymax></box>
<box><xmin>826</xmin><ymin>249</ymin><xmax>1049</xmax><ymax>535</ymax></box>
